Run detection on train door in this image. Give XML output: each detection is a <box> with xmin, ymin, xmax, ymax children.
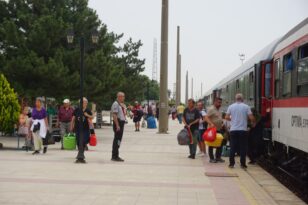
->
<box><xmin>261</xmin><ymin>61</ymin><xmax>273</xmax><ymax>127</ymax></box>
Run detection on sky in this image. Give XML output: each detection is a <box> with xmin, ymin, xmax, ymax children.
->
<box><xmin>88</xmin><ymin>0</ymin><xmax>308</xmax><ymax>102</ymax></box>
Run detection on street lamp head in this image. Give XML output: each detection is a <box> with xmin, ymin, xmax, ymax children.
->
<box><xmin>91</xmin><ymin>30</ymin><xmax>99</xmax><ymax>44</ymax></box>
<box><xmin>67</xmin><ymin>29</ymin><xmax>74</xmax><ymax>44</ymax></box>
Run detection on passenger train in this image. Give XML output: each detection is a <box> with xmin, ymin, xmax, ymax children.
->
<box><xmin>204</xmin><ymin>17</ymin><xmax>308</xmax><ymax>181</ymax></box>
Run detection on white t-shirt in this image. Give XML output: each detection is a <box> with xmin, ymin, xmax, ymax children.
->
<box><xmin>226</xmin><ymin>102</ymin><xmax>252</xmax><ymax>131</ymax></box>
<box><xmin>198</xmin><ymin>110</ymin><xmax>207</xmax><ymax>130</ymax></box>
<box><xmin>111</xmin><ymin>101</ymin><xmax>126</xmax><ymax>121</ymax></box>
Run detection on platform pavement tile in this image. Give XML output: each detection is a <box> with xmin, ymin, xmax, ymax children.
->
<box><xmin>1</xmin><ymin>120</ymin><xmax>306</xmax><ymax>205</ymax></box>
<box><xmin>275</xmin><ymin>200</ymin><xmax>307</xmax><ymax>205</ymax></box>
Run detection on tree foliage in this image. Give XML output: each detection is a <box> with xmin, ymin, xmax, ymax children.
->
<box><xmin>0</xmin><ymin>73</ymin><xmax>20</xmax><ymax>133</ymax></box>
<box><xmin>0</xmin><ymin>0</ymin><xmax>157</xmax><ymax>109</ymax></box>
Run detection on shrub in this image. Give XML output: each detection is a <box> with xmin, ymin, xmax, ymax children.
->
<box><xmin>0</xmin><ymin>73</ymin><xmax>20</xmax><ymax>133</ymax></box>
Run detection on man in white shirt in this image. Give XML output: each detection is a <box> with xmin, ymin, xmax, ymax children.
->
<box><xmin>225</xmin><ymin>93</ymin><xmax>255</xmax><ymax>169</ymax></box>
<box><xmin>111</xmin><ymin>92</ymin><xmax>126</xmax><ymax>162</ymax></box>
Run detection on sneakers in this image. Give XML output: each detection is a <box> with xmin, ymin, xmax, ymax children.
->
<box><xmin>111</xmin><ymin>157</ymin><xmax>125</xmax><ymax>162</ymax></box>
<box><xmin>209</xmin><ymin>159</ymin><xmax>217</xmax><ymax>163</ymax></box>
<box><xmin>43</xmin><ymin>147</ymin><xmax>47</xmax><ymax>154</ymax></box>
<box><xmin>32</xmin><ymin>151</ymin><xmax>40</xmax><ymax>155</ymax></box>
<box><xmin>228</xmin><ymin>164</ymin><xmax>235</xmax><ymax>168</ymax></box>
<box><xmin>188</xmin><ymin>155</ymin><xmax>195</xmax><ymax>159</ymax></box>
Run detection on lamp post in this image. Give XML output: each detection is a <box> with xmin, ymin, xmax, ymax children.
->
<box><xmin>67</xmin><ymin>29</ymin><xmax>99</xmax><ymax>163</ymax></box>
<box><xmin>158</xmin><ymin>0</ymin><xmax>169</xmax><ymax>133</ymax></box>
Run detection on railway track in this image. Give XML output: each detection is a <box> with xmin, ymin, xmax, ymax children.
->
<box><xmin>258</xmin><ymin>156</ymin><xmax>308</xmax><ymax>204</ymax></box>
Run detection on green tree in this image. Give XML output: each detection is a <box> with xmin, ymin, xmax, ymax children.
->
<box><xmin>0</xmin><ymin>74</ymin><xmax>20</xmax><ymax>133</ymax></box>
<box><xmin>0</xmin><ymin>0</ymin><xmax>152</xmax><ymax>109</ymax></box>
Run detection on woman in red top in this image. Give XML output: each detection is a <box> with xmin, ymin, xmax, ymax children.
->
<box><xmin>132</xmin><ymin>101</ymin><xmax>143</xmax><ymax>132</ymax></box>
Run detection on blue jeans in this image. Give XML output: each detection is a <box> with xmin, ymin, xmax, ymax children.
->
<box><xmin>177</xmin><ymin>113</ymin><xmax>183</xmax><ymax>124</ymax></box>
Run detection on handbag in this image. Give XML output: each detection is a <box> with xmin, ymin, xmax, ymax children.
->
<box><xmin>43</xmin><ymin>131</ymin><xmax>55</xmax><ymax>145</ymax></box>
<box><xmin>203</xmin><ymin>127</ymin><xmax>217</xmax><ymax>142</ymax></box>
<box><xmin>89</xmin><ymin>134</ymin><xmax>97</xmax><ymax>146</ymax></box>
<box><xmin>18</xmin><ymin>126</ymin><xmax>29</xmax><ymax>135</ymax></box>
<box><xmin>177</xmin><ymin>128</ymin><xmax>190</xmax><ymax>145</ymax></box>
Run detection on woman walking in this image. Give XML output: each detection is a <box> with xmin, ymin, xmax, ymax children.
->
<box><xmin>70</xmin><ymin>97</ymin><xmax>93</xmax><ymax>162</ymax></box>
<box><xmin>30</xmin><ymin>98</ymin><xmax>49</xmax><ymax>155</ymax></box>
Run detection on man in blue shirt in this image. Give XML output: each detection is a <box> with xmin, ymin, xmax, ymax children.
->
<box><xmin>225</xmin><ymin>93</ymin><xmax>255</xmax><ymax>169</ymax></box>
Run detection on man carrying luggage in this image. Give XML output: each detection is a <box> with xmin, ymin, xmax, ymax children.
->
<box><xmin>111</xmin><ymin>92</ymin><xmax>126</xmax><ymax>162</ymax></box>
<box><xmin>206</xmin><ymin>97</ymin><xmax>225</xmax><ymax>163</ymax></box>
<box><xmin>183</xmin><ymin>99</ymin><xmax>200</xmax><ymax>159</ymax></box>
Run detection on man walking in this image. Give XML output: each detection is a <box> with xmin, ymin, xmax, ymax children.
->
<box><xmin>183</xmin><ymin>99</ymin><xmax>200</xmax><ymax>159</ymax></box>
<box><xmin>111</xmin><ymin>92</ymin><xmax>126</xmax><ymax>162</ymax></box>
<box><xmin>57</xmin><ymin>99</ymin><xmax>74</xmax><ymax>150</ymax></box>
<box><xmin>206</xmin><ymin>97</ymin><xmax>225</xmax><ymax>163</ymax></box>
<box><xmin>225</xmin><ymin>93</ymin><xmax>255</xmax><ymax>169</ymax></box>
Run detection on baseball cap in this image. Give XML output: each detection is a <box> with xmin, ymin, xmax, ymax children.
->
<box><xmin>63</xmin><ymin>99</ymin><xmax>70</xmax><ymax>104</ymax></box>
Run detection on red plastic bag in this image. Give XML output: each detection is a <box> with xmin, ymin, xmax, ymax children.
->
<box><xmin>203</xmin><ymin>127</ymin><xmax>217</xmax><ymax>142</ymax></box>
<box><xmin>89</xmin><ymin>134</ymin><xmax>97</xmax><ymax>146</ymax></box>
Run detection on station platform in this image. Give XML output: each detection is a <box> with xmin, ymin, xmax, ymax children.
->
<box><xmin>0</xmin><ymin>119</ymin><xmax>306</xmax><ymax>205</ymax></box>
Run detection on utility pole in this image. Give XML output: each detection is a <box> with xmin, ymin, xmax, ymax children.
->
<box><xmin>158</xmin><ymin>0</ymin><xmax>169</xmax><ymax>133</ymax></box>
<box><xmin>185</xmin><ymin>71</ymin><xmax>188</xmax><ymax>105</ymax></box>
<box><xmin>175</xmin><ymin>26</ymin><xmax>181</xmax><ymax>106</ymax></box>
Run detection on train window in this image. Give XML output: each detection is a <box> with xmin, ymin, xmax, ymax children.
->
<box><xmin>249</xmin><ymin>72</ymin><xmax>254</xmax><ymax>83</ymax></box>
<box><xmin>282</xmin><ymin>72</ymin><xmax>291</xmax><ymax>96</ymax></box>
<box><xmin>236</xmin><ymin>80</ymin><xmax>240</xmax><ymax>89</ymax></box>
<box><xmin>274</xmin><ymin>59</ymin><xmax>280</xmax><ymax>98</ymax></box>
<box><xmin>282</xmin><ymin>53</ymin><xmax>292</xmax><ymax>96</ymax></box>
<box><xmin>299</xmin><ymin>43</ymin><xmax>308</xmax><ymax>59</ymax></box>
<box><xmin>297</xmin><ymin>44</ymin><xmax>308</xmax><ymax>96</ymax></box>
<box><xmin>284</xmin><ymin>53</ymin><xmax>294</xmax><ymax>71</ymax></box>
<box><xmin>265</xmin><ymin>64</ymin><xmax>271</xmax><ymax>98</ymax></box>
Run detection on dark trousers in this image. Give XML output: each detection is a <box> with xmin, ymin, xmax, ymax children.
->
<box><xmin>208</xmin><ymin>146</ymin><xmax>222</xmax><ymax>160</ymax></box>
<box><xmin>208</xmin><ymin>131</ymin><xmax>224</xmax><ymax>160</ymax></box>
<box><xmin>229</xmin><ymin>131</ymin><xmax>248</xmax><ymax>166</ymax></box>
<box><xmin>112</xmin><ymin>120</ymin><xmax>125</xmax><ymax>158</ymax></box>
<box><xmin>188</xmin><ymin>129</ymin><xmax>198</xmax><ymax>157</ymax></box>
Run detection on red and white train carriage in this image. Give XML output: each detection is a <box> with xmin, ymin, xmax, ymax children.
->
<box><xmin>204</xmin><ymin>17</ymin><xmax>308</xmax><ymax>181</ymax></box>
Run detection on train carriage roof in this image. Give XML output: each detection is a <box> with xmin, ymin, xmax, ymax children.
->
<box><xmin>273</xmin><ymin>17</ymin><xmax>308</xmax><ymax>55</ymax></box>
<box><xmin>204</xmin><ymin>17</ymin><xmax>308</xmax><ymax>97</ymax></box>
<box><xmin>209</xmin><ymin>38</ymin><xmax>281</xmax><ymax>92</ymax></box>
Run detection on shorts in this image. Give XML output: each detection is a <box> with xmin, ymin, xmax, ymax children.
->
<box><xmin>198</xmin><ymin>129</ymin><xmax>205</xmax><ymax>142</ymax></box>
<box><xmin>133</xmin><ymin>115</ymin><xmax>142</xmax><ymax>123</ymax></box>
